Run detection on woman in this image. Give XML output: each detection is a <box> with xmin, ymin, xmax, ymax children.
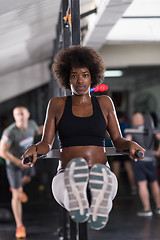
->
<box><xmin>22</xmin><ymin>45</ymin><xmax>145</xmax><ymax>230</ymax></box>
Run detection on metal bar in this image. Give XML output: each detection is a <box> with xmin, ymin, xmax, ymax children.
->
<box><xmin>80</xmin><ymin>8</ymin><xmax>97</xmax><ymax>19</ymax></box>
<box><xmin>45</xmin><ymin>147</ymin><xmax>131</xmax><ymax>159</ymax></box>
<box><xmin>63</xmin><ymin>0</ymin><xmax>71</xmax><ymax>48</ymax></box>
<box><xmin>63</xmin><ymin>208</ymin><xmax>68</xmax><ymax>240</ymax></box>
<box><xmin>124</xmin><ymin>129</ymin><xmax>146</xmax><ymax>134</ymax></box>
<box><xmin>124</xmin><ymin>128</ymin><xmax>160</xmax><ymax>135</ymax></box>
<box><xmin>69</xmin><ymin>217</ymin><xmax>77</xmax><ymax>240</ymax></box>
<box><xmin>153</xmin><ymin>129</ymin><xmax>160</xmax><ymax>134</ymax></box>
<box><xmin>24</xmin><ymin>147</ymin><xmax>143</xmax><ymax>164</ymax></box>
<box><xmin>24</xmin><ymin>146</ymin><xmax>141</xmax><ymax>164</ymax></box>
<box><xmin>123</xmin><ymin>16</ymin><xmax>160</xmax><ymax>19</ymax></box>
<box><xmin>71</xmin><ymin>0</ymin><xmax>81</xmax><ymax>45</ymax></box>
<box><xmin>58</xmin><ymin>207</ymin><xmax>68</xmax><ymax>240</ymax></box>
<box><xmin>78</xmin><ymin>222</ymin><xmax>88</xmax><ymax>240</ymax></box>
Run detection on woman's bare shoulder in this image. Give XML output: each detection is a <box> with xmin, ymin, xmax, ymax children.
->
<box><xmin>49</xmin><ymin>96</ymin><xmax>67</xmax><ymax>106</ymax></box>
<box><xmin>47</xmin><ymin>96</ymin><xmax>67</xmax><ymax>115</ymax></box>
<box><xmin>96</xmin><ymin>95</ymin><xmax>113</xmax><ymax>106</ymax></box>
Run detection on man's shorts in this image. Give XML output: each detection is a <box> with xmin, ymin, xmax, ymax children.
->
<box><xmin>133</xmin><ymin>160</ymin><xmax>157</xmax><ymax>182</ymax></box>
<box><xmin>6</xmin><ymin>163</ymin><xmax>36</xmax><ymax>189</ymax></box>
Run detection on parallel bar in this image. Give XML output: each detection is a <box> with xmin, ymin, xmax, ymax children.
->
<box><xmin>69</xmin><ymin>217</ymin><xmax>77</xmax><ymax>240</ymax></box>
<box><xmin>63</xmin><ymin>208</ymin><xmax>68</xmax><ymax>240</ymax></box>
<box><xmin>71</xmin><ymin>0</ymin><xmax>81</xmax><ymax>45</ymax></box>
<box><xmin>124</xmin><ymin>128</ymin><xmax>160</xmax><ymax>134</ymax></box>
<box><xmin>23</xmin><ymin>147</ymin><xmax>141</xmax><ymax>165</ymax></box>
<box><xmin>63</xmin><ymin>0</ymin><xmax>71</xmax><ymax>48</ymax></box>
<box><xmin>45</xmin><ymin>147</ymin><xmax>131</xmax><ymax>159</ymax></box>
<box><xmin>79</xmin><ymin>222</ymin><xmax>88</xmax><ymax>240</ymax></box>
<box><xmin>123</xmin><ymin>16</ymin><xmax>160</xmax><ymax>19</ymax></box>
<box><xmin>80</xmin><ymin>8</ymin><xmax>97</xmax><ymax>19</ymax></box>
<box><xmin>124</xmin><ymin>128</ymin><xmax>146</xmax><ymax>134</ymax></box>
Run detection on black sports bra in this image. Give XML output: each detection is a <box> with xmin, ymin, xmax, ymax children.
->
<box><xmin>57</xmin><ymin>96</ymin><xmax>106</xmax><ymax>148</ymax></box>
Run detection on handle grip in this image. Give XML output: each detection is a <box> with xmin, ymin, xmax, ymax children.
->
<box><xmin>23</xmin><ymin>154</ymin><xmax>46</xmax><ymax>164</ymax></box>
<box><xmin>116</xmin><ymin>150</ymin><xmax>143</xmax><ymax>158</ymax></box>
<box><xmin>134</xmin><ymin>150</ymin><xmax>143</xmax><ymax>158</ymax></box>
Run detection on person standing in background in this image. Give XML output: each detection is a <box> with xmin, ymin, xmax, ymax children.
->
<box><xmin>126</xmin><ymin>112</ymin><xmax>160</xmax><ymax>217</ymax></box>
<box><xmin>111</xmin><ymin>111</ymin><xmax>137</xmax><ymax>195</ymax></box>
<box><xmin>0</xmin><ymin>106</ymin><xmax>43</xmax><ymax>239</ymax></box>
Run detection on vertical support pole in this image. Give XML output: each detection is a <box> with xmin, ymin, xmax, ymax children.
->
<box><xmin>70</xmin><ymin>217</ymin><xmax>77</xmax><ymax>240</ymax></box>
<box><xmin>63</xmin><ymin>0</ymin><xmax>71</xmax><ymax>48</ymax></box>
<box><xmin>79</xmin><ymin>222</ymin><xmax>88</xmax><ymax>240</ymax></box>
<box><xmin>36</xmin><ymin>88</ymin><xmax>43</xmax><ymax>125</ymax></box>
<box><xmin>71</xmin><ymin>0</ymin><xmax>81</xmax><ymax>45</ymax></box>
<box><xmin>62</xmin><ymin>208</ymin><xmax>68</xmax><ymax>240</ymax></box>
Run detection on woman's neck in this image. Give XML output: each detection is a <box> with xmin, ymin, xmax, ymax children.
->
<box><xmin>71</xmin><ymin>93</ymin><xmax>91</xmax><ymax>105</ymax></box>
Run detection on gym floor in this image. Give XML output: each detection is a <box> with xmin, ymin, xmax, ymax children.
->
<box><xmin>0</xmin><ymin>167</ymin><xmax>160</xmax><ymax>240</ymax></box>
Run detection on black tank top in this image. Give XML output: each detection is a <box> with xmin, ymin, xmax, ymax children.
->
<box><xmin>57</xmin><ymin>96</ymin><xmax>106</xmax><ymax>148</ymax></box>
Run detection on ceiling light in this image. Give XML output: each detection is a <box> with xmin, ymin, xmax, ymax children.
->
<box><xmin>104</xmin><ymin>70</ymin><xmax>123</xmax><ymax>77</ymax></box>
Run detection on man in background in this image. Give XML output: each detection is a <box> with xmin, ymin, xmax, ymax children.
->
<box><xmin>111</xmin><ymin>111</ymin><xmax>137</xmax><ymax>195</ymax></box>
<box><xmin>0</xmin><ymin>106</ymin><xmax>43</xmax><ymax>239</ymax></box>
<box><xmin>126</xmin><ymin>112</ymin><xmax>160</xmax><ymax>217</ymax></box>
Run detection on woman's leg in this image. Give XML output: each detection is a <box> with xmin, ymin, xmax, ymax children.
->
<box><xmin>52</xmin><ymin>172</ymin><xmax>69</xmax><ymax>210</ymax></box>
<box><xmin>88</xmin><ymin>164</ymin><xmax>118</xmax><ymax>229</ymax></box>
<box><xmin>52</xmin><ymin>158</ymin><xmax>90</xmax><ymax>223</ymax></box>
<box><xmin>52</xmin><ymin>159</ymin><xmax>118</xmax><ymax>230</ymax></box>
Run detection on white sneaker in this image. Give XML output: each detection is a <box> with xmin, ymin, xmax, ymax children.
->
<box><xmin>155</xmin><ymin>208</ymin><xmax>160</xmax><ymax>215</ymax></box>
<box><xmin>137</xmin><ymin>210</ymin><xmax>153</xmax><ymax>217</ymax></box>
<box><xmin>64</xmin><ymin>158</ymin><xmax>89</xmax><ymax>223</ymax></box>
<box><xmin>88</xmin><ymin>164</ymin><xmax>113</xmax><ymax>230</ymax></box>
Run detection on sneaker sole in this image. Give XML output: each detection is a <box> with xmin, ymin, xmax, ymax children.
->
<box><xmin>88</xmin><ymin>164</ymin><xmax>113</xmax><ymax>230</ymax></box>
<box><xmin>15</xmin><ymin>233</ymin><xmax>26</xmax><ymax>238</ymax></box>
<box><xmin>64</xmin><ymin>158</ymin><xmax>89</xmax><ymax>223</ymax></box>
<box><xmin>15</xmin><ymin>226</ymin><xmax>26</xmax><ymax>238</ymax></box>
<box><xmin>21</xmin><ymin>192</ymin><xmax>28</xmax><ymax>203</ymax></box>
<box><xmin>137</xmin><ymin>212</ymin><xmax>153</xmax><ymax>217</ymax></box>
<box><xmin>155</xmin><ymin>211</ymin><xmax>160</xmax><ymax>215</ymax></box>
